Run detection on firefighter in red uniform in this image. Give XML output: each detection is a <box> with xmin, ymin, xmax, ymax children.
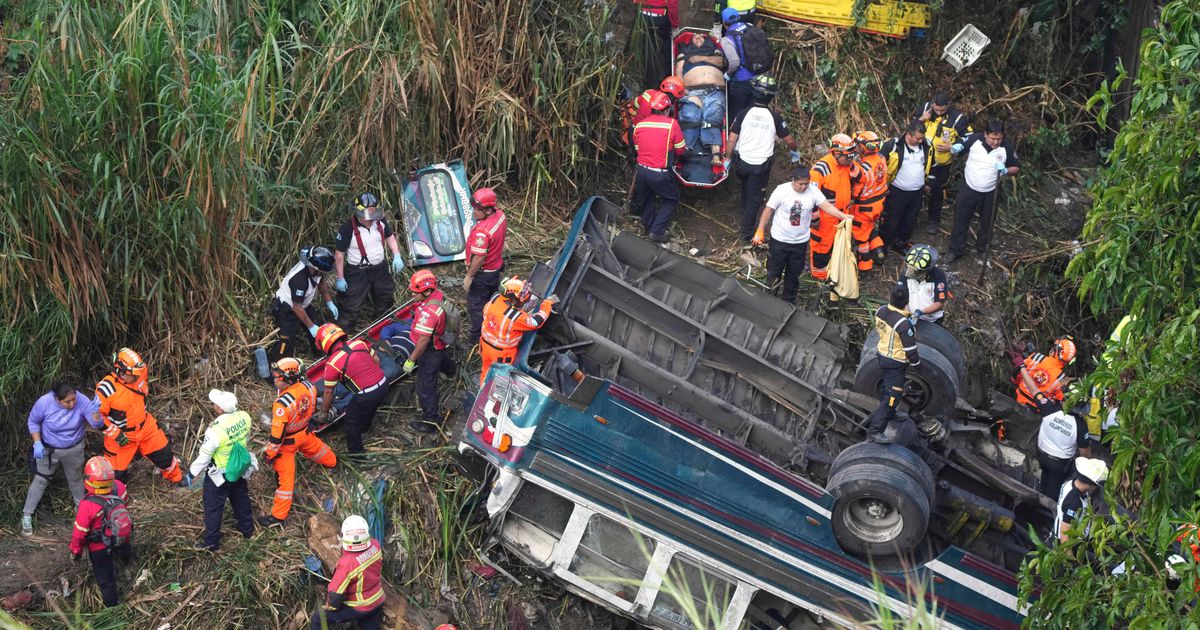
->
<box><xmin>70</xmin><ymin>457</ymin><xmax>131</xmax><ymax>608</ymax></box>
<box><xmin>632</xmin><ymin>91</ymin><xmax>688</xmax><ymax>243</ymax></box>
<box><xmin>462</xmin><ymin>187</ymin><xmax>508</xmax><ymax>347</ymax></box>
<box><xmin>625</xmin><ymin>77</ymin><xmax>687</xmax><ymax>147</ymax></box>
<box><xmin>851</xmin><ymin>131</ymin><xmax>888</xmax><ymax>270</ymax></box>
<box><xmin>402</xmin><ymin>270</ymin><xmax>458</xmax><ymax>434</ymax></box>
<box><xmin>316</xmin><ymin>324</ymin><xmax>390</xmax><ymax>453</ymax></box>
<box><xmin>93</xmin><ymin>348</ymin><xmax>186</xmax><ymax>487</ymax></box>
<box><xmin>633</xmin><ymin>0</ymin><xmax>679</xmax><ymax>89</ymax></box>
<box><xmin>259</xmin><ymin>358</ymin><xmax>337</xmax><ymax>527</ymax></box>
<box><xmin>312</xmin><ymin>514</ymin><xmax>385</xmax><ymax>630</ymax></box>
<box><xmin>479</xmin><ymin>277</ymin><xmax>558</xmax><ymax>385</ymax></box>
<box><xmin>1016</xmin><ymin>337</ymin><xmax>1076</xmax><ymax>408</ymax></box>
<box><xmin>807</xmin><ymin>134</ymin><xmax>858</xmax><ymax>281</ymax></box>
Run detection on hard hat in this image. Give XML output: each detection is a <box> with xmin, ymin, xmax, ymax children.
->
<box><xmin>409</xmin><ymin>269</ymin><xmax>438</xmax><ymax>293</ymax></box>
<box><xmin>472</xmin><ymin>187</ymin><xmax>498</xmax><ymax>210</ymax></box>
<box><xmin>1052</xmin><ymin>337</ymin><xmax>1077</xmax><ymax>364</ymax></box>
<box><xmin>854</xmin><ymin>130</ymin><xmax>881</xmax><ymax>153</ymax></box>
<box><xmin>829</xmin><ymin>133</ymin><xmax>855</xmax><ymax>156</ymax></box>
<box><xmin>352</xmin><ymin>192</ymin><xmax>382</xmax><ymax>221</ymax></box>
<box><xmin>648</xmin><ymin>90</ymin><xmax>672</xmax><ymax>112</ymax></box>
<box><xmin>300</xmin><ymin>246</ymin><xmax>335</xmax><ymax>273</ymax></box>
<box><xmin>113</xmin><ymin>348</ymin><xmax>148</xmax><ymax>381</ymax></box>
<box><xmin>271</xmin><ymin>357</ymin><xmax>303</xmax><ymax>381</ymax></box>
<box><xmin>315</xmin><ymin>323</ymin><xmax>347</xmax><ymax>354</ymax></box>
<box><xmin>721</xmin><ymin>7</ymin><xmax>740</xmax><ymax>24</ymax></box>
<box><xmin>1075</xmin><ymin>457</ymin><xmax>1109</xmax><ymax>486</ymax></box>
<box><xmin>904</xmin><ymin>244</ymin><xmax>938</xmax><ymax>271</ymax></box>
<box><xmin>500</xmin><ymin>276</ymin><xmax>530</xmax><ymax>304</ymax></box>
<box><xmin>435</xmin><ymin>626</ymin><xmax>459</xmax><ymax>630</ymax></box>
<box><xmin>208</xmin><ymin>389</ymin><xmax>238</xmax><ymax>413</ymax></box>
<box><xmin>84</xmin><ymin>456</ymin><xmax>115</xmax><ymax>494</ymax></box>
<box><xmin>750</xmin><ymin>74</ymin><xmax>779</xmax><ymax>100</ymax></box>
<box><xmin>659</xmin><ymin>76</ymin><xmax>686</xmax><ymax>99</ymax></box>
<box><xmin>340</xmin><ymin>515</ymin><xmax>371</xmax><ymax>552</ymax></box>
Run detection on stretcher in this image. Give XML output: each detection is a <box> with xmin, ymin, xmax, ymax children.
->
<box><xmin>670</xmin><ymin>28</ymin><xmax>730</xmax><ymax>188</ymax></box>
<box><xmin>756</xmin><ymin>0</ymin><xmax>930</xmax><ymax>39</ymax></box>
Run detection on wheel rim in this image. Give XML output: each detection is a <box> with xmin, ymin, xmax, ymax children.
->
<box><xmin>842</xmin><ymin>496</ymin><xmax>904</xmax><ymax>544</ymax></box>
<box><xmin>902</xmin><ymin>374</ymin><xmax>933</xmax><ymax>412</ymax></box>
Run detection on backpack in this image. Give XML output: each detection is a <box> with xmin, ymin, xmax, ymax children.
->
<box><xmin>224</xmin><ymin>441</ymin><xmax>251</xmax><ymax>482</ymax></box>
<box><xmin>85</xmin><ymin>495</ymin><xmax>133</xmax><ymax>549</ymax></box>
<box><xmin>733</xmin><ymin>24</ymin><xmax>773</xmax><ymax>74</ymax></box>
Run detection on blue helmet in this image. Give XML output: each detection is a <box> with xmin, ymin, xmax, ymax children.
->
<box><xmin>721</xmin><ymin>8</ymin><xmax>740</xmax><ymax>24</ymax></box>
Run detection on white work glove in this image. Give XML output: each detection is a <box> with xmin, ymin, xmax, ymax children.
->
<box><xmin>788</xmin><ymin>150</ymin><xmax>802</xmax><ymax>164</ymax></box>
<box><xmin>335</xmin><ymin>278</ymin><xmax>348</xmax><ymax>293</ymax></box>
<box><xmin>391</xmin><ymin>257</ymin><xmax>405</xmax><ymax>274</ymax></box>
<box><xmin>325</xmin><ymin>301</ymin><xmax>339</xmax><ymax>320</ymax></box>
<box><xmin>308</xmin><ymin>324</ymin><xmax>319</xmax><ymax>338</ymax></box>
<box><xmin>994</xmin><ymin>161</ymin><xmax>1007</xmax><ymax>174</ymax></box>
<box><xmin>950</xmin><ymin>143</ymin><xmax>963</xmax><ymax>156</ymax></box>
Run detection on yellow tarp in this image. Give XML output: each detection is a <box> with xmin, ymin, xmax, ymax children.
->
<box><xmin>829</xmin><ymin>218</ymin><xmax>859</xmax><ymax>300</ymax></box>
<box><xmin>756</xmin><ymin>0</ymin><xmax>930</xmax><ymax>39</ymax></box>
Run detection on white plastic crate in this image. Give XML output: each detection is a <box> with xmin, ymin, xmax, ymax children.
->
<box><xmin>942</xmin><ymin>24</ymin><xmax>991</xmax><ymax>72</ymax></box>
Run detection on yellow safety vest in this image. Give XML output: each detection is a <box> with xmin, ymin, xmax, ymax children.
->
<box><xmin>209</xmin><ymin>411</ymin><xmax>251</xmax><ymax>469</ymax></box>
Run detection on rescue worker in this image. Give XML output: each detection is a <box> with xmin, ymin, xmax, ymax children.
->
<box><xmin>270</xmin><ymin>246</ymin><xmax>338</xmax><ymax>360</ymax></box>
<box><xmin>69</xmin><ymin>457</ymin><xmax>131</xmax><ymax>608</ymax></box>
<box><xmin>22</xmin><ymin>378</ymin><xmax>102</xmax><ymax>536</ymax></box>
<box><xmin>899</xmin><ymin>245</ymin><xmax>949</xmax><ymax>324</ymax></box>
<box><xmin>94</xmin><ymin>348</ymin><xmax>186</xmax><ymax>487</ymax></box>
<box><xmin>634</xmin><ymin>77</ymin><xmax>688</xmax><ymax>126</ymax></box>
<box><xmin>912</xmin><ymin>92</ymin><xmax>971</xmax><ymax>234</ymax></box>
<box><xmin>480</xmin><ymin>277</ymin><xmax>558</xmax><ymax>385</ymax></box>
<box><xmin>333</xmin><ymin>192</ymin><xmax>405</xmax><ymax>327</ymax></box>
<box><xmin>462</xmin><ymin>187</ymin><xmax>508</xmax><ymax>347</ymax></box>
<box><xmin>727</xmin><ymin>74</ymin><xmax>800</xmax><ymax>243</ymax></box>
<box><xmin>865</xmin><ymin>283</ymin><xmax>919</xmax><ymax>443</ymax></box>
<box><xmin>313</xmin><ymin>514</ymin><xmax>385</xmax><ymax>629</ymax></box>
<box><xmin>632</xmin><ymin>0</ymin><xmax>678</xmax><ymax>89</ymax></box>
<box><xmin>315</xmin><ymin>323</ymin><xmax>390</xmax><ymax>453</ymax></box>
<box><xmin>718</xmin><ymin>9</ymin><xmax>758</xmax><ymax>118</ymax></box>
<box><xmin>1022</xmin><ymin>367</ymin><xmax>1094</xmax><ymax>496</ymax></box>
<box><xmin>850</xmin><ymin>130</ymin><xmax>887</xmax><ymax>270</ymax></box>
<box><xmin>189</xmin><ymin>390</ymin><xmax>256</xmax><ymax>551</ymax></box>
<box><xmin>750</xmin><ymin>167</ymin><xmax>839</xmax><ymax>302</ymax></box>
<box><xmin>807</xmin><ymin>134</ymin><xmax>859</xmax><ymax>281</ymax></box>
<box><xmin>260</xmin><ymin>358</ymin><xmax>337</xmax><ymax>527</ymax></box>
<box><xmin>631</xmin><ymin>91</ymin><xmax>687</xmax><ymax>243</ymax></box>
<box><xmin>1016</xmin><ymin>337</ymin><xmax>1076</xmax><ymax>408</ymax></box>
<box><xmin>879</xmin><ymin>122</ymin><xmax>932</xmax><ymax>251</ymax></box>
<box><xmin>945</xmin><ymin>121</ymin><xmax>1020</xmax><ymax>264</ymax></box>
<box><xmin>1054</xmin><ymin>457</ymin><xmax>1108</xmax><ymax>544</ymax></box>
<box><xmin>402</xmin><ymin>270</ymin><xmax>458</xmax><ymax>434</ymax></box>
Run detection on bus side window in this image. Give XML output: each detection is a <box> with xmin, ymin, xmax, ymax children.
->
<box><xmin>740</xmin><ymin>589</ymin><xmax>823</xmax><ymax>630</ymax></box>
<box><xmin>650</xmin><ymin>554</ymin><xmax>736</xmax><ymax>630</ymax></box>
<box><xmin>568</xmin><ymin>514</ymin><xmax>657</xmax><ymax>603</ymax></box>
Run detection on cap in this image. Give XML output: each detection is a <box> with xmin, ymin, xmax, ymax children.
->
<box><xmin>721</xmin><ymin>7</ymin><xmax>740</xmax><ymax>23</ymax></box>
<box><xmin>208</xmin><ymin>389</ymin><xmax>239</xmax><ymax>413</ymax></box>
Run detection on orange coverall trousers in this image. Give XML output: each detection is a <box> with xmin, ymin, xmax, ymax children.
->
<box><xmin>268</xmin><ymin>431</ymin><xmax>337</xmax><ymax>520</ymax></box>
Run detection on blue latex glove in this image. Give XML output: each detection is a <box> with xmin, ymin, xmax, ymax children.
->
<box><xmin>789</xmin><ymin>150</ymin><xmax>802</xmax><ymax>164</ymax></box>
<box><xmin>912</xmin><ymin>308</ymin><xmax>924</xmax><ymax>322</ymax></box>
<box><xmin>950</xmin><ymin>143</ymin><xmax>963</xmax><ymax>155</ymax></box>
<box><xmin>402</xmin><ymin>359</ymin><xmax>416</xmax><ymax>374</ymax></box>
<box><xmin>308</xmin><ymin>324</ymin><xmax>319</xmax><ymax>338</ymax></box>
<box><xmin>334</xmin><ymin>278</ymin><xmax>348</xmax><ymax>293</ymax></box>
<box><xmin>179</xmin><ymin>472</ymin><xmax>195</xmax><ymax>490</ymax></box>
<box><xmin>994</xmin><ymin>161</ymin><xmax>1007</xmax><ymax>173</ymax></box>
<box><xmin>325</xmin><ymin>301</ymin><xmax>339</xmax><ymax>320</ymax></box>
<box><xmin>391</xmin><ymin>257</ymin><xmax>405</xmax><ymax>274</ymax></box>
<box><xmin>32</xmin><ymin>441</ymin><xmax>45</xmax><ymax>460</ymax></box>
<box><xmin>722</xmin><ymin>159</ymin><xmax>731</xmax><ymax>172</ymax></box>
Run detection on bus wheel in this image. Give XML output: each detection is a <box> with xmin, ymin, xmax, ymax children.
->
<box><xmin>827</xmin><ymin>462</ymin><xmax>931</xmax><ymax>557</ymax></box>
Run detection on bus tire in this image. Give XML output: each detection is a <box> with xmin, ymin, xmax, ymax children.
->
<box><xmin>828</xmin><ymin>442</ymin><xmax>936</xmax><ymax>505</ymax></box>
<box><xmin>827</xmin><ymin>462</ymin><xmax>931</xmax><ymax>557</ymax></box>
<box><xmin>912</xmin><ymin>321</ymin><xmax>966</xmax><ymax>386</ymax></box>
<box><xmin>853</xmin><ymin>345</ymin><xmax>958</xmax><ymax>418</ymax></box>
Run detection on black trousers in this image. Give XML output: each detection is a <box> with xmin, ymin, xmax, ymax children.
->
<box><xmin>343</xmin><ymin>385</ymin><xmax>389</xmax><ymax>453</ymax></box>
<box><xmin>271</xmin><ymin>300</ymin><xmax>318</xmax><ymax>361</ymax></box>
<box><xmin>417</xmin><ymin>348</ymin><xmax>457</xmax><ymax>423</ymax></box>
<box><xmin>736</xmin><ymin>156</ymin><xmax>774</xmax><ymax>241</ymax></box>
<box><xmin>925</xmin><ymin>164</ymin><xmax>950</xmax><ymax>225</ymax></box>
<box><xmin>727</xmin><ymin>80</ymin><xmax>753</xmax><ymax>121</ymax></box>
<box><xmin>466</xmin><ymin>270</ymin><xmax>501</xmax><ymax>345</ymax></box>
<box><xmin>766</xmin><ymin>239</ymin><xmax>808</xmax><ymax>301</ymax></box>
<box><xmin>636</xmin><ymin>13</ymin><xmax>672</xmax><ymax>89</ymax></box>
<box><xmin>866</xmin><ymin>357</ymin><xmax>907</xmax><ymax>434</ymax></box>
<box><xmin>312</xmin><ymin>604</ymin><xmax>383</xmax><ymax>630</ymax></box>
<box><xmin>339</xmin><ymin>263</ymin><xmax>395</xmax><ymax>327</ymax></box>
<box><xmin>949</xmin><ymin>186</ymin><xmax>998</xmax><ymax>256</ymax></box>
<box><xmin>880</xmin><ymin>186</ymin><xmax>924</xmax><ymax>248</ymax></box>
<box><xmin>1037</xmin><ymin>450</ymin><xmax>1075</xmax><ymax>497</ymax></box>
<box><xmin>89</xmin><ymin>544</ymin><xmax>131</xmax><ymax>607</ymax></box>
<box><xmin>633</xmin><ymin>166</ymin><xmax>680</xmax><ymax>237</ymax></box>
<box><xmin>201</xmin><ymin>475</ymin><xmax>255</xmax><ymax>550</ymax></box>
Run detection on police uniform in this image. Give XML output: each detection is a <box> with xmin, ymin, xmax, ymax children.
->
<box><xmin>912</xmin><ymin>101</ymin><xmax>971</xmax><ymax>229</ymax></box>
<box><xmin>866</xmin><ymin>304</ymin><xmax>920</xmax><ymax>436</ymax></box>
<box><xmin>272</xmin><ymin>262</ymin><xmax>323</xmax><ymax>357</ymax></box>
<box><xmin>188</xmin><ymin>408</ymin><xmax>255</xmax><ymax>550</ymax></box>
<box><xmin>465</xmin><ymin>209</ymin><xmax>507</xmax><ymax>345</ymax></box>
<box><xmin>265</xmin><ymin>380</ymin><xmax>337</xmax><ymax>521</ymax></box>
<box><xmin>411</xmin><ymin>289</ymin><xmax>457</xmax><ymax>425</ymax></box>
<box><xmin>1034</xmin><ymin>392</ymin><xmax>1094</xmax><ymax>496</ymax></box>
<box><xmin>334</xmin><ymin>217</ymin><xmax>396</xmax><ymax>326</ymax></box>
<box><xmin>632</xmin><ymin>113</ymin><xmax>687</xmax><ymax>240</ymax></box>
<box><xmin>95</xmin><ymin>375</ymin><xmax>182</xmax><ymax>485</ymax></box>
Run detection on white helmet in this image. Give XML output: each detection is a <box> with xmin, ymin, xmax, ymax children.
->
<box><xmin>1075</xmin><ymin>457</ymin><xmax>1109</xmax><ymax>487</ymax></box>
<box><xmin>340</xmin><ymin>515</ymin><xmax>371</xmax><ymax>552</ymax></box>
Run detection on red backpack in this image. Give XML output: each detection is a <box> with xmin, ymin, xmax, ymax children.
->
<box><xmin>85</xmin><ymin>495</ymin><xmax>134</xmax><ymax>549</ymax></box>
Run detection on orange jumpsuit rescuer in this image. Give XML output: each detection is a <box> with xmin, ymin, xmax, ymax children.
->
<box><xmin>94</xmin><ymin>348</ymin><xmax>184</xmax><ymax>486</ymax></box>
<box><xmin>807</xmin><ymin>134</ymin><xmax>858</xmax><ymax>281</ymax></box>
<box><xmin>479</xmin><ymin>278</ymin><xmax>558</xmax><ymax>385</ymax></box>
<box><xmin>261</xmin><ymin>358</ymin><xmax>337</xmax><ymax>526</ymax></box>
<box><xmin>851</xmin><ymin>131</ymin><xmax>887</xmax><ymax>270</ymax></box>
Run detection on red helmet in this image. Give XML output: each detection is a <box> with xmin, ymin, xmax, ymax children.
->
<box><xmin>1052</xmin><ymin>337</ymin><xmax>1077</xmax><ymax>364</ymax></box>
<box><xmin>647</xmin><ymin>90</ymin><xmax>672</xmax><ymax>112</ymax></box>
<box><xmin>659</xmin><ymin>76</ymin><xmax>686</xmax><ymax>99</ymax></box>
<box><xmin>854</xmin><ymin>130</ymin><xmax>881</xmax><ymax>153</ymax></box>
<box><xmin>84</xmin><ymin>456</ymin><xmax>115</xmax><ymax>494</ymax></box>
<box><xmin>471</xmin><ymin>187</ymin><xmax>498</xmax><ymax>210</ymax></box>
<box><xmin>409</xmin><ymin>269</ymin><xmax>437</xmax><ymax>293</ymax></box>
<box><xmin>315</xmin><ymin>323</ymin><xmax>347</xmax><ymax>354</ymax></box>
<box><xmin>829</xmin><ymin>133</ymin><xmax>855</xmax><ymax>156</ymax></box>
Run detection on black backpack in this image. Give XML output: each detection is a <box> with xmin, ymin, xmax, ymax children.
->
<box><xmin>734</xmin><ymin>24</ymin><xmax>773</xmax><ymax>74</ymax></box>
<box><xmin>85</xmin><ymin>494</ymin><xmax>133</xmax><ymax>549</ymax></box>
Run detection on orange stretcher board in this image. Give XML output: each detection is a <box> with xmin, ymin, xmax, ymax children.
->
<box><xmin>756</xmin><ymin>0</ymin><xmax>930</xmax><ymax>39</ymax></box>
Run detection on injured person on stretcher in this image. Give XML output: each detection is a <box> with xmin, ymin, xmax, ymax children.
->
<box><xmin>674</xmin><ymin>33</ymin><xmax>727</xmax><ymax>184</ymax></box>
<box><xmin>315</xmin><ymin>318</ymin><xmax>415</xmax><ymax>412</ymax></box>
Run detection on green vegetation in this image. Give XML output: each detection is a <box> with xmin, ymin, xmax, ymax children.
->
<box><xmin>1021</xmin><ymin>0</ymin><xmax>1200</xmax><ymax>624</ymax></box>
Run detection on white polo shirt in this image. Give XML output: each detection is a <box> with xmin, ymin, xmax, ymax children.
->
<box><xmin>961</xmin><ymin>134</ymin><xmax>1019</xmax><ymax>193</ymax></box>
<box><xmin>892</xmin><ymin>142</ymin><xmax>927</xmax><ymax>192</ymax></box>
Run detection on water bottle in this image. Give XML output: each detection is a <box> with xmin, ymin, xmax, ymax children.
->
<box><xmin>253</xmin><ymin>347</ymin><xmax>270</xmax><ymax>380</ymax></box>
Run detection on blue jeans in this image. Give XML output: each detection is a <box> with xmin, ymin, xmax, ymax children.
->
<box><xmin>679</xmin><ymin>89</ymin><xmax>725</xmax><ymax>151</ymax></box>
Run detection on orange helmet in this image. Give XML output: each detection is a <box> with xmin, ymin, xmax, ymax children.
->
<box><xmin>659</xmin><ymin>76</ymin><xmax>686</xmax><ymax>99</ymax></box>
<box><xmin>500</xmin><ymin>276</ymin><xmax>530</xmax><ymax>304</ymax></box>
<box><xmin>315</xmin><ymin>323</ymin><xmax>347</xmax><ymax>354</ymax></box>
<box><xmin>113</xmin><ymin>348</ymin><xmax>148</xmax><ymax>381</ymax></box>
<box><xmin>647</xmin><ymin>90</ymin><xmax>672</xmax><ymax>112</ymax></box>
<box><xmin>1052</xmin><ymin>337</ymin><xmax>1077</xmax><ymax>364</ymax></box>
<box><xmin>84</xmin><ymin>456</ymin><xmax>115</xmax><ymax>494</ymax></box>
<box><xmin>854</xmin><ymin>130</ymin><xmax>881</xmax><ymax>153</ymax></box>
<box><xmin>271</xmin><ymin>357</ymin><xmax>303</xmax><ymax>382</ymax></box>
<box><xmin>409</xmin><ymin>269</ymin><xmax>437</xmax><ymax>293</ymax></box>
<box><xmin>829</xmin><ymin>133</ymin><xmax>855</xmax><ymax>156</ymax></box>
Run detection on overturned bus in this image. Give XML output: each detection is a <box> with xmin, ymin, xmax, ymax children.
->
<box><xmin>458</xmin><ymin>197</ymin><xmax>1045</xmax><ymax>628</ymax></box>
